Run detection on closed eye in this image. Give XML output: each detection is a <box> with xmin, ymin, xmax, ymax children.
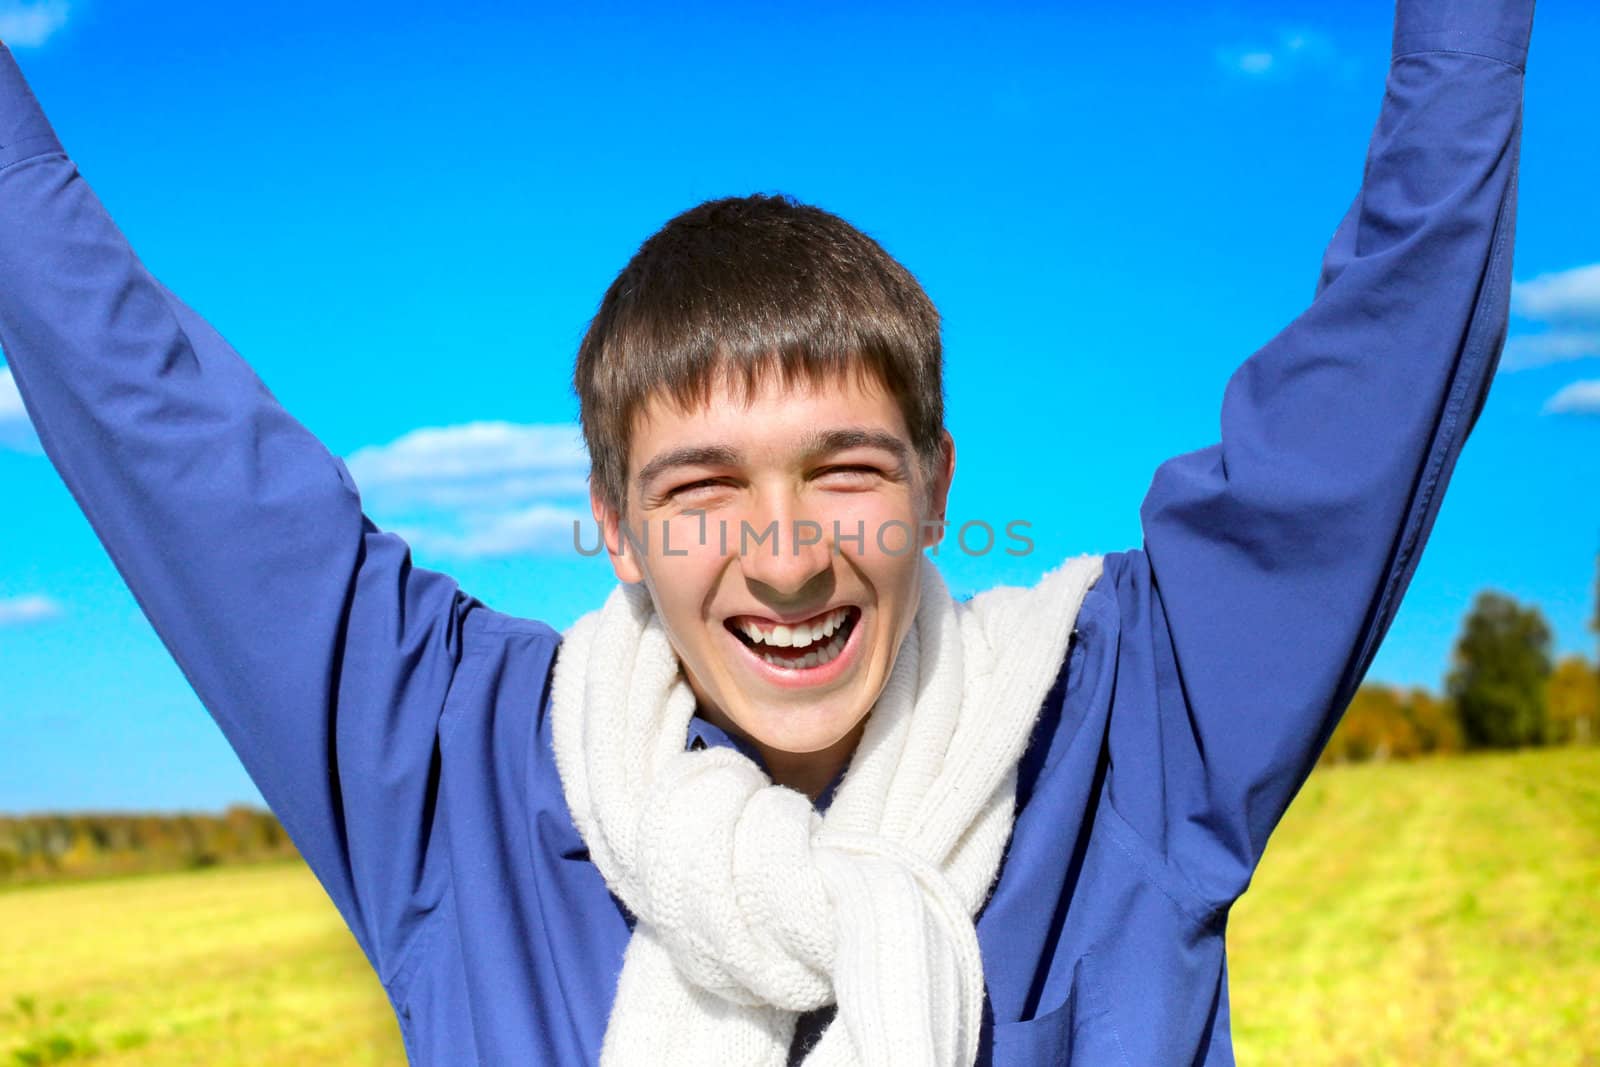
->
<box><xmin>667</xmin><ymin>467</ymin><xmax>883</xmax><ymax>500</ymax></box>
<box><xmin>670</xmin><ymin>478</ymin><xmax>730</xmax><ymax>497</ymax></box>
<box><xmin>817</xmin><ymin>465</ymin><xmax>882</xmax><ymax>483</ymax></box>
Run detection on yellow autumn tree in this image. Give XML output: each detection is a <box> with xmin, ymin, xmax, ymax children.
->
<box><xmin>1402</xmin><ymin>686</ymin><xmax>1462</xmax><ymax>754</ymax></box>
<box><xmin>1545</xmin><ymin>655</ymin><xmax>1599</xmax><ymax>745</ymax></box>
<box><xmin>1323</xmin><ymin>685</ymin><xmax>1420</xmax><ymax>764</ymax></box>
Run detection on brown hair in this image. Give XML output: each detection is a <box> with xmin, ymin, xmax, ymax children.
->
<box><xmin>574</xmin><ymin>193</ymin><xmax>945</xmax><ymax>517</ymax></box>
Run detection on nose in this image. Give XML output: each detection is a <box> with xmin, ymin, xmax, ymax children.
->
<box><xmin>736</xmin><ymin>489</ymin><xmax>834</xmax><ymax>601</ymax></box>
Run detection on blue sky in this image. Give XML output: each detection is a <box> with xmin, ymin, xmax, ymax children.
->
<box><xmin>2</xmin><ymin>0</ymin><xmax>1597</xmax><ymax>813</ymax></box>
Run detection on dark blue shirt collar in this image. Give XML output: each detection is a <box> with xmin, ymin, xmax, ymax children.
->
<box><xmin>685</xmin><ymin>712</ymin><xmax>848</xmax><ymax>813</ymax></box>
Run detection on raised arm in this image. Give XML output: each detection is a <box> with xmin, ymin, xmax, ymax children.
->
<box><xmin>0</xmin><ymin>45</ymin><xmax>466</xmax><ymax>985</ymax></box>
<box><xmin>1111</xmin><ymin>0</ymin><xmax>1534</xmax><ymax>907</ymax></box>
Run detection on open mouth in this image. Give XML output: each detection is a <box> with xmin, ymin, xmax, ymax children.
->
<box><xmin>724</xmin><ymin>605</ymin><xmax>861</xmax><ymax>672</ymax></box>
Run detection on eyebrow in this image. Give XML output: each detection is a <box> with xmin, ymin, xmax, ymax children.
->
<box><xmin>635</xmin><ymin>427</ymin><xmax>912</xmax><ymax>494</ymax></box>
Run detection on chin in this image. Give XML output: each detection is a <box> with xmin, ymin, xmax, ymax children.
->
<box><xmin>740</xmin><ymin>698</ymin><xmax>866</xmax><ymax>754</ymax></box>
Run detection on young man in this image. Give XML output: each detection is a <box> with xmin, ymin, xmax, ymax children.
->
<box><xmin>0</xmin><ymin>0</ymin><xmax>1535</xmax><ymax>1063</ymax></box>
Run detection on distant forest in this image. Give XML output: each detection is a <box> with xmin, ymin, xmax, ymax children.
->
<box><xmin>0</xmin><ymin>807</ymin><xmax>297</xmax><ymax>888</ymax></box>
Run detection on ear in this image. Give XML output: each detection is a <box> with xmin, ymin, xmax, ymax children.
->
<box><xmin>919</xmin><ymin>429</ymin><xmax>957</xmax><ymax>550</ymax></box>
<box><xmin>591</xmin><ymin>480</ymin><xmax>645</xmax><ymax>585</ymax></box>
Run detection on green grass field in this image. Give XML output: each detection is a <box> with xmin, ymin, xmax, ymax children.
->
<box><xmin>1229</xmin><ymin>745</ymin><xmax>1600</xmax><ymax>1065</ymax></box>
<box><xmin>0</xmin><ymin>860</ymin><xmax>404</xmax><ymax>1065</ymax></box>
<box><xmin>2</xmin><ymin>745</ymin><xmax>1596</xmax><ymax>1065</ymax></box>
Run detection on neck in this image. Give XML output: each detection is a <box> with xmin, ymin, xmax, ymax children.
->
<box><xmin>700</xmin><ymin>705</ymin><xmax>865</xmax><ymax>803</ymax></box>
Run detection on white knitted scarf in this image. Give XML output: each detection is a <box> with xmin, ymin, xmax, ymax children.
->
<box><xmin>550</xmin><ymin>553</ymin><xmax>1104</xmax><ymax>1066</ymax></box>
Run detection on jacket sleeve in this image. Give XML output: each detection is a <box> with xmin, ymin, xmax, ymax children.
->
<box><xmin>0</xmin><ymin>45</ymin><xmax>463</xmax><ymax>986</ymax></box>
<box><xmin>1110</xmin><ymin>0</ymin><xmax>1533</xmax><ymax>908</ymax></box>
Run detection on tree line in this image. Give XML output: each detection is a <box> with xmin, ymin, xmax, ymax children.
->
<box><xmin>1320</xmin><ymin>551</ymin><xmax>1600</xmax><ymax>765</ymax></box>
<box><xmin>0</xmin><ymin>806</ymin><xmax>298</xmax><ymax>888</ymax></box>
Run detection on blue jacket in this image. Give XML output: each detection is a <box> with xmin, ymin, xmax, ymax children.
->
<box><xmin>0</xmin><ymin>2</ymin><xmax>1532</xmax><ymax>1062</ymax></box>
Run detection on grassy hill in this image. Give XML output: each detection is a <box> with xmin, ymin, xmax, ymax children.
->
<box><xmin>1230</xmin><ymin>745</ymin><xmax>1599</xmax><ymax>1065</ymax></box>
<box><xmin>1</xmin><ymin>745</ymin><xmax>1595</xmax><ymax>1065</ymax></box>
<box><xmin>0</xmin><ymin>861</ymin><xmax>402</xmax><ymax>1065</ymax></box>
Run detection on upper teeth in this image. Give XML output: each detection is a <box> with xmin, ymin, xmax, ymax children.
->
<box><xmin>737</xmin><ymin>607</ymin><xmax>850</xmax><ymax>648</ymax></box>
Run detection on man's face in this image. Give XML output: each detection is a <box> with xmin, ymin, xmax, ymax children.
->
<box><xmin>591</xmin><ymin>369</ymin><xmax>954</xmax><ymax>760</ymax></box>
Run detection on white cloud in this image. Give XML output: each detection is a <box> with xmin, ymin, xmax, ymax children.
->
<box><xmin>366</xmin><ymin>471</ymin><xmax>591</xmax><ymax>510</ymax></box>
<box><xmin>344</xmin><ymin>421</ymin><xmax>593</xmax><ymax>559</ymax></box>
<box><xmin>1499</xmin><ymin>330</ymin><xmax>1600</xmax><ymax>372</ymax></box>
<box><xmin>0</xmin><ymin>1</ymin><xmax>70</xmax><ymax>48</ymax></box>
<box><xmin>1543</xmin><ymin>379</ymin><xmax>1600</xmax><ymax>416</ymax></box>
<box><xmin>0</xmin><ymin>366</ymin><xmax>42</xmax><ymax>453</ymax></box>
<box><xmin>1512</xmin><ymin>263</ymin><xmax>1600</xmax><ymax>323</ymax></box>
<box><xmin>0</xmin><ymin>594</ymin><xmax>63</xmax><ymax>626</ymax></box>
<box><xmin>398</xmin><ymin>505</ymin><xmax>592</xmax><ymax>560</ymax></box>
<box><xmin>1217</xmin><ymin>29</ymin><xmax>1337</xmax><ymax>79</ymax></box>
<box><xmin>1507</xmin><ymin>264</ymin><xmax>1600</xmax><ymax>411</ymax></box>
<box><xmin>347</xmin><ymin>421</ymin><xmax>586</xmax><ymax>493</ymax></box>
